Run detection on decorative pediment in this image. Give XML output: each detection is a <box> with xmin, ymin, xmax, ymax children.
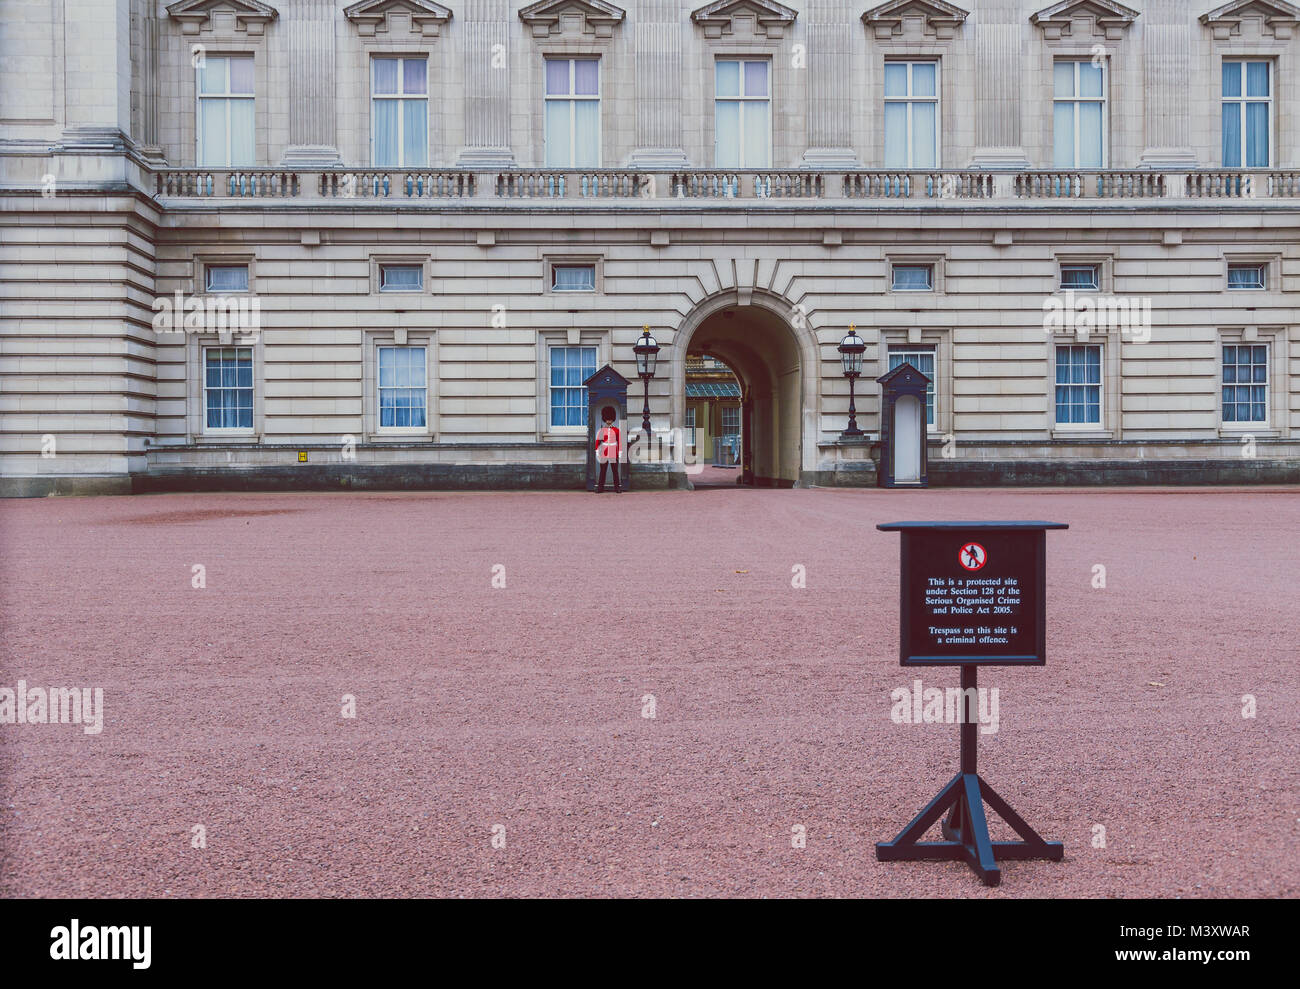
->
<box><xmin>1200</xmin><ymin>0</ymin><xmax>1300</xmax><ymax>40</ymax></box>
<box><xmin>691</xmin><ymin>0</ymin><xmax>798</xmax><ymax>41</ymax></box>
<box><xmin>166</xmin><ymin>0</ymin><xmax>278</xmax><ymax>36</ymax></box>
<box><xmin>518</xmin><ymin>0</ymin><xmax>625</xmax><ymax>40</ymax></box>
<box><xmin>343</xmin><ymin>0</ymin><xmax>452</xmax><ymax>38</ymax></box>
<box><xmin>861</xmin><ymin>0</ymin><xmax>968</xmax><ymax>41</ymax></box>
<box><xmin>1031</xmin><ymin>1</ymin><xmax>1140</xmax><ymax>41</ymax></box>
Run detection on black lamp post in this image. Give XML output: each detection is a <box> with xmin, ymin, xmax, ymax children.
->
<box><xmin>633</xmin><ymin>325</ymin><xmax>660</xmax><ymax>434</ymax></box>
<box><xmin>838</xmin><ymin>324</ymin><xmax>866</xmax><ymax>438</ymax></box>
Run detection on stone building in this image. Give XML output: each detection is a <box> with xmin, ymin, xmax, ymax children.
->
<box><xmin>1</xmin><ymin>0</ymin><xmax>1298</xmax><ymax>495</ymax></box>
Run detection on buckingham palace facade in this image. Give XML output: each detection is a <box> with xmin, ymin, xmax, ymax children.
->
<box><xmin>1</xmin><ymin>0</ymin><xmax>1299</xmax><ymax>495</ymax></box>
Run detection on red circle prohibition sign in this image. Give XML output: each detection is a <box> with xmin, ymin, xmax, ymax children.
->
<box><xmin>959</xmin><ymin>542</ymin><xmax>987</xmax><ymax>571</ymax></box>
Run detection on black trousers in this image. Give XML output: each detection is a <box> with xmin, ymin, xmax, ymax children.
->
<box><xmin>597</xmin><ymin>461</ymin><xmax>621</xmax><ymax>492</ymax></box>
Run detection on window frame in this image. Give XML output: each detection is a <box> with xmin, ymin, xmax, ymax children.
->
<box><xmin>550</xmin><ymin>263</ymin><xmax>597</xmax><ymax>293</ymax></box>
<box><xmin>547</xmin><ymin>344</ymin><xmax>600</xmax><ymax>433</ymax></box>
<box><xmin>544</xmin><ymin>56</ymin><xmax>601</xmax><ymax>168</ymax></box>
<box><xmin>195</xmin><ymin>55</ymin><xmax>256</xmax><ymax>168</ymax></box>
<box><xmin>714</xmin><ymin>57</ymin><xmax>772</xmax><ymax>169</ymax></box>
<box><xmin>1052</xmin><ymin>343</ymin><xmax>1104</xmax><ymax>430</ymax></box>
<box><xmin>1220</xmin><ymin>342</ymin><xmax>1270</xmax><ymax>429</ymax></box>
<box><xmin>364</xmin><ymin>330</ymin><xmax>436</xmax><ymax>441</ymax></box>
<box><xmin>1059</xmin><ymin>263</ymin><xmax>1101</xmax><ymax>292</ymax></box>
<box><xmin>370</xmin><ymin>55</ymin><xmax>430</xmax><ymax>168</ymax></box>
<box><xmin>1052</xmin><ymin>58</ymin><xmax>1108</xmax><ymax>169</ymax></box>
<box><xmin>201</xmin><ymin>344</ymin><xmax>256</xmax><ymax>435</ymax></box>
<box><xmin>378</xmin><ymin>263</ymin><xmax>425</xmax><ymax>293</ymax></box>
<box><xmin>204</xmin><ymin>263</ymin><xmax>251</xmax><ymax>294</ymax></box>
<box><xmin>1226</xmin><ymin>262</ymin><xmax>1267</xmax><ymax>291</ymax></box>
<box><xmin>370</xmin><ymin>255</ymin><xmax>430</xmax><ymax>295</ymax></box>
<box><xmin>891</xmin><ymin>263</ymin><xmax>935</xmax><ymax>292</ymax></box>
<box><xmin>1221</xmin><ymin>59</ymin><xmax>1273</xmax><ymax>169</ymax></box>
<box><xmin>375</xmin><ymin>343</ymin><xmax>430</xmax><ymax>434</ymax></box>
<box><xmin>543</xmin><ymin>254</ymin><xmax>603</xmax><ymax>295</ymax></box>
<box><xmin>883</xmin><ymin>59</ymin><xmax>940</xmax><ymax>170</ymax></box>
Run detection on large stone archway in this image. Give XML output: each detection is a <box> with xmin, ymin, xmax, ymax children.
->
<box><xmin>671</xmin><ymin>289</ymin><xmax>821</xmax><ymax>487</ymax></box>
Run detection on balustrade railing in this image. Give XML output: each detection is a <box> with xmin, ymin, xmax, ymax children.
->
<box><xmin>152</xmin><ymin>168</ymin><xmax>1300</xmax><ymax>203</ymax></box>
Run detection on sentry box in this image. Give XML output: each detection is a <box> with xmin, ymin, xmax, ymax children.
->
<box><xmin>880</xmin><ymin>521</ymin><xmax>1068</xmax><ymax>667</ymax></box>
<box><xmin>875</xmin><ymin>520</ymin><xmax>1068</xmax><ymax>887</ymax></box>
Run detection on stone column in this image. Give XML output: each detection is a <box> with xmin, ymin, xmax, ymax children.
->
<box><xmin>802</xmin><ymin>0</ymin><xmax>858</xmax><ymax>167</ymax></box>
<box><xmin>280</xmin><ymin>0</ymin><xmax>342</xmax><ymax>166</ymax></box>
<box><xmin>968</xmin><ymin>0</ymin><xmax>1029</xmax><ymax>169</ymax></box>
<box><xmin>457</xmin><ymin>0</ymin><xmax>514</xmax><ymax>166</ymax></box>
<box><xmin>629</xmin><ymin>0</ymin><xmax>687</xmax><ymax>167</ymax></box>
<box><xmin>1138</xmin><ymin>0</ymin><xmax>1198</xmax><ymax>167</ymax></box>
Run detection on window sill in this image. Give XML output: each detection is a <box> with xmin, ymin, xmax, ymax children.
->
<box><xmin>197</xmin><ymin>431</ymin><xmax>258</xmax><ymax>442</ymax></box>
<box><xmin>370</xmin><ymin>431</ymin><xmax>434</xmax><ymax>441</ymax></box>
<box><xmin>1051</xmin><ymin>428</ymin><xmax>1113</xmax><ymax>440</ymax></box>
<box><xmin>1219</xmin><ymin>426</ymin><xmax>1277</xmax><ymax>436</ymax></box>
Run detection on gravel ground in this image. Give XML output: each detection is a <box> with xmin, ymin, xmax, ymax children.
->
<box><xmin>0</xmin><ymin>485</ymin><xmax>1296</xmax><ymax>898</ymax></box>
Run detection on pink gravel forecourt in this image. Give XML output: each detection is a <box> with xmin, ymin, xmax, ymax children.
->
<box><xmin>0</xmin><ymin>485</ymin><xmax>1296</xmax><ymax>899</ymax></box>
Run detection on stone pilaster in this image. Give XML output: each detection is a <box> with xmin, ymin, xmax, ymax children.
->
<box><xmin>457</xmin><ymin>0</ymin><xmax>515</xmax><ymax>166</ymax></box>
<box><xmin>629</xmin><ymin>0</ymin><xmax>687</xmax><ymax>167</ymax></box>
<box><xmin>802</xmin><ymin>0</ymin><xmax>858</xmax><ymax>167</ymax></box>
<box><xmin>1139</xmin><ymin>0</ymin><xmax>1198</xmax><ymax>168</ymax></box>
<box><xmin>968</xmin><ymin>0</ymin><xmax>1029</xmax><ymax>169</ymax></box>
<box><xmin>280</xmin><ymin>0</ymin><xmax>342</xmax><ymax>166</ymax></box>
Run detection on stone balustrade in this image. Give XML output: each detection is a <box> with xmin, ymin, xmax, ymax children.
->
<box><xmin>153</xmin><ymin>167</ymin><xmax>1300</xmax><ymax>204</ymax></box>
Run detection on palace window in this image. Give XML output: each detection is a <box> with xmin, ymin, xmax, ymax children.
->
<box><xmin>379</xmin><ymin>263</ymin><xmax>423</xmax><ymax>292</ymax></box>
<box><xmin>545</xmin><ymin>58</ymin><xmax>600</xmax><ymax>168</ymax></box>
<box><xmin>1060</xmin><ymin>264</ymin><xmax>1100</xmax><ymax>291</ymax></box>
<box><xmin>720</xmin><ymin>406</ymin><xmax>740</xmax><ymax>437</ymax></box>
<box><xmin>203</xmin><ymin>346</ymin><xmax>254</xmax><ymax>431</ymax></box>
<box><xmin>1054</xmin><ymin>60</ymin><xmax>1106</xmax><ymax>169</ymax></box>
<box><xmin>197</xmin><ymin>56</ymin><xmax>255</xmax><ymax>167</ymax></box>
<box><xmin>205</xmin><ymin>264</ymin><xmax>250</xmax><ymax>293</ymax></box>
<box><xmin>715</xmin><ymin>59</ymin><xmax>770</xmax><ymax>168</ymax></box>
<box><xmin>552</xmin><ymin>264</ymin><xmax>596</xmax><ymax>292</ymax></box>
<box><xmin>884</xmin><ymin>61</ymin><xmax>938</xmax><ymax>169</ymax></box>
<box><xmin>1227</xmin><ymin>263</ymin><xmax>1266</xmax><ymax>290</ymax></box>
<box><xmin>892</xmin><ymin>263</ymin><xmax>934</xmax><ymax>292</ymax></box>
<box><xmin>1222</xmin><ymin>60</ymin><xmax>1271</xmax><ymax>168</ymax></box>
<box><xmin>372</xmin><ymin>57</ymin><xmax>428</xmax><ymax>167</ymax></box>
<box><xmin>377</xmin><ymin>346</ymin><xmax>428</xmax><ymax>430</ymax></box>
<box><xmin>1222</xmin><ymin>344</ymin><xmax>1268</xmax><ymax>424</ymax></box>
<box><xmin>549</xmin><ymin>345</ymin><xmax>598</xmax><ymax>428</ymax></box>
<box><xmin>1055</xmin><ymin>345</ymin><xmax>1102</xmax><ymax>427</ymax></box>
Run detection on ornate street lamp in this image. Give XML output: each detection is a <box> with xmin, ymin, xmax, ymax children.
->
<box><xmin>633</xmin><ymin>324</ymin><xmax>660</xmax><ymax>434</ymax></box>
<box><xmin>838</xmin><ymin>324</ymin><xmax>866</xmax><ymax>438</ymax></box>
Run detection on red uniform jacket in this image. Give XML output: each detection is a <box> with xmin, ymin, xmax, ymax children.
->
<box><xmin>595</xmin><ymin>424</ymin><xmax>620</xmax><ymax>464</ymax></box>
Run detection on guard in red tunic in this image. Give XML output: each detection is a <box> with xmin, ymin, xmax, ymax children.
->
<box><xmin>594</xmin><ymin>405</ymin><xmax>622</xmax><ymax>493</ymax></box>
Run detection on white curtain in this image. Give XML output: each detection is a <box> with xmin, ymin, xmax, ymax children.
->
<box><xmin>545</xmin><ymin>101</ymin><xmax>571</xmax><ymax>167</ymax></box>
<box><xmin>911</xmin><ymin>102</ymin><xmax>936</xmax><ymax>168</ymax></box>
<box><xmin>743</xmin><ymin>101</ymin><xmax>769</xmax><ymax>168</ymax></box>
<box><xmin>373</xmin><ymin>101</ymin><xmax>398</xmax><ymax>166</ymax></box>
<box><xmin>228</xmin><ymin>100</ymin><xmax>254</xmax><ymax>166</ymax></box>
<box><xmin>715</xmin><ymin>101</ymin><xmax>740</xmax><ymax>168</ymax></box>
<box><xmin>402</xmin><ymin>99</ymin><xmax>427</xmax><ymax>166</ymax></box>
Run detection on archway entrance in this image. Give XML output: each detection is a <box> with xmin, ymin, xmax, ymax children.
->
<box><xmin>672</xmin><ymin>294</ymin><xmax>814</xmax><ymax>488</ymax></box>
